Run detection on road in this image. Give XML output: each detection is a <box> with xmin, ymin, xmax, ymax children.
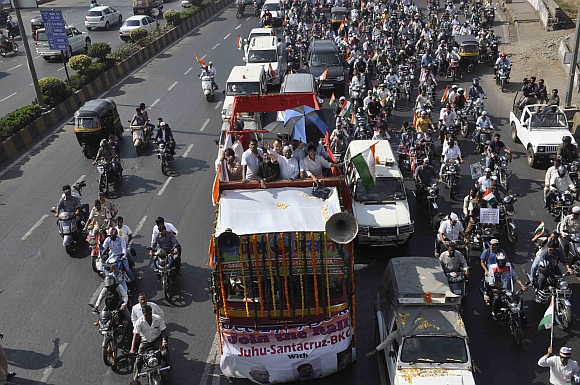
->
<box><xmin>0</xmin><ymin>0</ymin><xmax>188</xmax><ymax>118</ymax></box>
<box><xmin>0</xmin><ymin>3</ymin><xmax>577</xmax><ymax>385</ymax></box>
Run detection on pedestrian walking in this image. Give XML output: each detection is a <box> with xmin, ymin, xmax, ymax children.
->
<box><xmin>0</xmin><ymin>332</ymin><xmax>16</xmax><ymax>384</ymax></box>
<box><xmin>538</xmin><ymin>346</ymin><xmax>580</xmax><ymax>385</ymax></box>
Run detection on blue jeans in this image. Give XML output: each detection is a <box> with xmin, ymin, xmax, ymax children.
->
<box><xmin>120</xmin><ymin>258</ymin><xmax>135</xmax><ymax>281</ymax></box>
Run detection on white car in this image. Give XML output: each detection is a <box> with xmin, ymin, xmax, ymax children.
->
<box><xmin>85</xmin><ymin>6</ymin><xmax>123</xmax><ymax>30</ymax></box>
<box><xmin>119</xmin><ymin>15</ymin><xmax>159</xmax><ymax>41</ymax></box>
<box><xmin>181</xmin><ymin>0</ymin><xmax>192</xmax><ymax>7</ymax></box>
<box><xmin>35</xmin><ymin>26</ymin><xmax>91</xmax><ymax>60</ymax></box>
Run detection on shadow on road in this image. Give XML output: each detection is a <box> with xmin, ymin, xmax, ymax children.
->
<box><xmin>5</xmin><ymin>338</ymin><xmax>63</xmax><ymax>370</ymax></box>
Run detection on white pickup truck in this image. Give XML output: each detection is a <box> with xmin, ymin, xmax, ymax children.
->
<box><xmin>509</xmin><ymin>102</ymin><xmax>574</xmax><ymax>167</ymax></box>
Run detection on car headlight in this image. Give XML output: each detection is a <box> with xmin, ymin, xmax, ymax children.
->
<box><xmin>336</xmin><ymin>76</ymin><xmax>344</xmax><ymax>82</ymax></box>
<box><xmin>537</xmin><ymin>146</ymin><xmax>545</xmax><ymax>152</ymax></box>
<box><xmin>559</xmin><ymin>280</ymin><xmax>569</xmax><ymax>290</ymax></box>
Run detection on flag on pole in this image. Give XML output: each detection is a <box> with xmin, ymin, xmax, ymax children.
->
<box><xmin>371</xmin><ymin>50</ymin><xmax>379</xmax><ymax>62</ymax></box>
<box><xmin>339</xmin><ymin>99</ymin><xmax>353</xmax><ymax>117</ymax></box>
<box><xmin>351</xmin><ymin>143</ymin><xmax>378</xmax><ymax>190</ymax></box>
<box><xmin>319</xmin><ymin>69</ymin><xmax>328</xmax><ymax>81</ymax></box>
<box><xmin>329</xmin><ymin>92</ymin><xmax>336</xmax><ymax>105</ymax></box>
<box><xmin>237</xmin><ymin>36</ymin><xmax>246</xmax><ymax>51</ymax></box>
<box><xmin>346</xmin><ymin>53</ymin><xmax>355</xmax><ymax>64</ymax></box>
<box><xmin>338</xmin><ymin>20</ymin><xmax>346</xmax><ymax>34</ymax></box>
<box><xmin>534</xmin><ymin>221</ymin><xmax>545</xmax><ymax>234</ymax></box>
<box><xmin>482</xmin><ymin>188</ymin><xmax>498</xmax><ymax>206</ymax></box>
<box><xmin>212</xmin><ymin>165</ymin><xmax>221</xmax><ymax>205</ymax></box>
<box><xmin>360</xmin><ymin>1</ymin><xmax>364</xmax><ymax>10</ymax></box>
<box><xmin>538</xmin><ymin>298</ymin><xmax>554</xmax><ymax>330</ymax></box>
<box><xmin>268</xmin><ymin>63</ymin><xmax>276</xmax><ymax>79</ymax></box>
<box><xmin>440</xmin><ymin>86</ymin><xmax>449</xmax><ymax>103</ymax></box>
<box><xmin>196</xmin><ymin>55</ymin><xmax>207</xmax><ymax>67</ymax></box>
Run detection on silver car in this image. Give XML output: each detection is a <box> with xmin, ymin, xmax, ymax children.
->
<box><xmin>85</xmin><ymin>6</ymin><xmax>123</xmax><ymax>30</ymax></box>
<box><xmin>35</xmin><ymin>26</ymin><xmax>91</xmax><ymax>60</ymax></box>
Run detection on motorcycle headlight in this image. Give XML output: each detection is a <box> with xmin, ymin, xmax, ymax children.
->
<box><xmin>501</xmin><ymin>161</ymin><xmax>508</xmax><ymax>167</ymax></box>
<box><xmin>559</xmin><ymin>280</ymin><xmax>569</xmax><ymax>290</ymax></box>
<box><xmin>147</xmin><ymin>356</ymin><xmax>159</xmax><ymax>368</ymax></box>
<box><xmin>572</xmin><ymin>164</ymin><xmax>578</xmax><ymax>172</ymax></box>
<box><xmin>449</xmin><ymin>166</ymin><xmax>457</xmax><ymax>172</ymax></box>
<box><xmin>537</xmin><ymin>146</ymin><xmax>546</xmax><ymax>152</ymax></box>
<box><xmin>99</xmin><ymin>320</ymin><xmax>111</xmax><ymax>329</ymax></box>
<box><xmin>410</xmin><ymin>74</ymin><xmax>414</xmax><ymax>79</ymax></box>
<box><xmin>509</xmin><ymin>302</ymin><xmax>521</xmax><ymax>313</ymax></box>
<box><xmin>336</xmin><ymin>76</ymin><xmax>344</xmax><ymax>82</ymax></box>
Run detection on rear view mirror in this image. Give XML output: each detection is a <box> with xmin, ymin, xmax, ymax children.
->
<box><xmin>223</xmin><ymin>90</ymin><xmax>226</xmax><ymax>95</ymax></box>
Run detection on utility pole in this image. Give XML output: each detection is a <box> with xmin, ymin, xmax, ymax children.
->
<box><xmin>565</xmin><ymin>6</ymin><xmax>580</xmax><ymax>108</ymax></box>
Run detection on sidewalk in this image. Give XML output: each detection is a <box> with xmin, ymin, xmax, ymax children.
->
<box><xmin>499</xmin><ymin>0</ymin><xmax>580</xmax><ymax>107</ymax></box>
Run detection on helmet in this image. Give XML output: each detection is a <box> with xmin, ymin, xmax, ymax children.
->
<box><xmin>482</xmin><ymin>110</ymin><xmax>487</xmax><ymax>115</ymax></box>
<box><xmin>100</xmin><ymin>139</ymin><xmax>108</xmax><ymax>147</ymax></box>
<box><xmin>496</xmin><ymin>252</ymin><xmax>506</xmax><ymax>268</ymax></box>
<box><xmin>107</xmin><ymin>228</ymin><xmax>117</xmax><ymax>237</ymax></box>
<box><xmin>563</xmin><ymin>135</ymin><xmax>572</xmax><ymax>143</ymax></box>
<box><xmin>473</xmin><ymin>78</ymin><xmax>479</xmax><ymax>86</ymax></box>
<box><xmin>500</xmin><ymin>52</ymin><xmax>506</xmax><ymax>58</ymax></box>
<box><xmin>457</xmin><ymin>88</ymin><xmax>464</xmax><ymax>94</ymax></box>
<box><xmin>538</xmin><ymin>259</ymin><xmax>550</xmax><ymax>274</ymax></box>
<box><xmin>104</xmin><ymin>276</ymin><xmax>115</xmax><ymax>288</ymax></box>
<box><xmin>558</xmin><ymin>165</ymin><xmax>567</xmax><ymax>177</ymax></box>
<box><xmin>209</xmin><ymin>61</ymin><xmax>213</xmax><ymax>65</ymax></box>
<box><xmin>159</xmin><ymin>122</ymin><xmax>166</xmax><ymax>127</ymax></box>
<box><xmin>573</xmin><ymin>206</ymin><xmax>580</xmax><ymax>214</ymax></box>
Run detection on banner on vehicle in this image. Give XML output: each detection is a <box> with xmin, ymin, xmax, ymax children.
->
<box><xmin>220</xmin><ymin>310</ymin><xmax>354</xmax><ymax>383</ymax></box>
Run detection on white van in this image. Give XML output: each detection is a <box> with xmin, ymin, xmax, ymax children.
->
<box><xmin>344</xmin><ymin>140</ymin><xmax>414</xmax><ymax>247</ymax></box>
<box><xmin>247</xmin><ymin>28</ymin><xmax>276</xmax><ymax>49</ymax></box>
<box><xmin>222</xmin><ymin>66</ymin><xmax>268</xmax><ymax>121</ymax></box>
<box><xmin>244</xmin><ymin>36</ymin><xmax>286</xmax><ymax>85</ymax></box>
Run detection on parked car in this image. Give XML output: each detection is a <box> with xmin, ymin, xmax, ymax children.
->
<box><xmin>85</xmin><ymin>6</ymin><xmax>123</xmax><ymax>30</ymax></box>
<box><xmin>119</xmin><ymin>15</ymin><xmax>158</xmax><ymax>41</ymax></box>
<box><xmin>35</xmin><ymin>26</ymin><xmax>91</xmax><ymax>60</ymax></box>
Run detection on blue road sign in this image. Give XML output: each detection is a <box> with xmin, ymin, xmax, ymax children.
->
<box><xmin>40</xmin><ymin>10</ymin><xmax>68</xmax><ymax>51</ymax></box>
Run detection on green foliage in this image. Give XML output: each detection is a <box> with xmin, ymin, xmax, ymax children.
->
<box><xmin>130</xmin><ymin>27</ymin><xmax>148</xmax><ymax>42</ymax></box>
<box><xmin>68</xmin><ymin>54</ymin><xmax>93</xmax><ymax>73</ymax></box>
<box><xmin>39</xmin><ymin>77</ymin><xmax>72</xmax><ymax>106</ymax></box>
<box><xmin>87</xmin><ymin>42</ymin><xmax>112</xmax><ymax>61</ymax></box>
<box><xmin>164</xmin><ymin>9</ymin><xmax>181</xmax><ymax>26</ymax></box>
<box><xmin>108</xmin><ymin>42</ymin><xmax>140</xmax><ymax>62</ymax></box>
<box><xmin>181</xmin><ymin>5</ymin><xmax>199</xmax><ymax>18</ymax></box>
<box><xmin>0</xmin><ymin>104</ymin><xmax>42</xmax><ymax>142</ymax></box>
<box><xmin>69</xmin><ymin>73</ymin><xmax>89</xmax><ymax>90</ymax></box>
<box><xmin>190</xmin><ymin>0</ymin><xmax>203</xmax><ymax>6</ymax></box>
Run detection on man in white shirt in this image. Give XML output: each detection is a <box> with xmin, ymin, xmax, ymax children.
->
<box><xmin>476</xmin><ymin>168</ymin><xmax>493</xmax><ymax>193</ymax></box>
<box><xmin>545</xmin><ymin>158</ymin><xmax>562</xmax><ymax>199</ymax></box>
<box><xmin>440</xmin><ymin>139</ymin><xmax>463</xmax><ymax>174</ymax></box>
<box><xmin>300</xmin><ymin>144</ymin><xmax>342</xmax><ymax>184</ymax></box>
<box><xmin>131</xmin><ymin>293</ymin><xmax>165</xmax><ymax>324</ymax></box>
<box><xmin>546</xmin><ymin>166</ymin><xmax>576</xmax><ymax>209</ymax></box>
<box><xmin>151</xmin><ymin>216</ymin><xmax>179</xmax><ymax>247</ymax></box>
<box><xmin>538</xmin><ymin>346</ymin><xmax>580</xmax><ymax>385</ymax></box>
<box><xmin>241</xmin><ymin>139</ymin><xmax>264</xmax><ymax>181</ymax></box>
<box><xmin>278</xmin><ymin>146</ymin><xmax>300</xmax><ymax>180</ymax></box>
<box><xmin>363</xmin><ymin>90</ymin><xmax>373</xmax><ymax>110</ymax></box>
<box><xmin>130</xmin><ymin>305</ymin><xmax>169</xmax><ymax>380</ymax></box>
<box><xmin>437</xmin><ymin>212</ymin><xmax>466</xmax><ymax>256</ymax></box>
<box><xmin>102</xmin><ymin>227</ymin><xmax>135</xmax><ymax>281</ymax></box>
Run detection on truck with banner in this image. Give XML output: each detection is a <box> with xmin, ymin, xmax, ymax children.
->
<box><xmin>208</xmin><ymin>94</ymin><xmax>358</xmax><ymax>384</ymax></box>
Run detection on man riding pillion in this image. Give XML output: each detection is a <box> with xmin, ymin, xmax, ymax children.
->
<box><xmin>103</xmin><ymin>227</ymin><xmax>136</xmax><ymax>282</ymax></box>
<box><xmin>557</xmin><ymin>135</ymin><xmax>579</xmax><ymax>163</ymax></box>
<box><xmin>440</xmin><ymin>139</ymin><xmax>463</xmax><ymax>175</ymax></box>
<box><xmin>131</xmin><ymin>107</ymin><xmax>151</xmax><ymax>142</ymax></box>
<box><xmin>93</xmin><ymin>139</ymin><xmax>121</xmax><ymax>177</ymax></box>
<box><xmin>436</xmin><ymin>212</ymin><xmax>467</xmax><ymax>257</ymax></box>
<box><xmin>545</xmin><ymin>166</ymin><xmax>576</xmax><ymax>209</ymax></box>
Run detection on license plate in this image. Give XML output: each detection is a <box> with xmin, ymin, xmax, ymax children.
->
<box><xmin>62</xmin><ymin>226</ymin><xmax>70</xmax><ymax>232</ymax></box>
<box><xmin>453</xmin><ymin>289</ymin><xmax>462</xmax><ymax>295</ymax></box>
<box><xmin>378</xmin><ymin>236</ymin><xmax>395</xmax><ymax>242</ymax></box>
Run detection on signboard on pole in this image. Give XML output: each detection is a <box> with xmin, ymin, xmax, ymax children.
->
<box><xmin>40</xmin><ymin>10</ymin><xmax>68</xmax><ymax>51</ymax></box>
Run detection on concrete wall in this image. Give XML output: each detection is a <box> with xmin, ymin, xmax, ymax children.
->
<box><xmin>526</xmin><ymin>0</ymin><xmax>550</xmax><ymax>28</ymax></box>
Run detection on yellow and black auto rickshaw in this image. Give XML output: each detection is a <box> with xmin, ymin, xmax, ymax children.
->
<box><xmin>74</xmin><ymin>99</ymin><xmax>123</xmax><ymax>159</ymax></box>
<box><xmin>454</xmin><ymin>35</ymin><xmax>479</xmax><ymax>74</ymax></box>
<box><xmin>133</xmin><ymin>0</ymin><xmax>163</xmax><ymax>17</ymax></box>
<box><xmin>331</xmin><ymin>6</ymin><xmax>348</xmax><ymax>32</ymax></box>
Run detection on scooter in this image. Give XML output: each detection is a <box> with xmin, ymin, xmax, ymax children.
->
<box><xmin>129</xmin><ymin>122</ymin><xmax>149</xmax><ymax>156</ymax></box>
<box><xmin>201</xmin><ymin>74</ymin><xmax>214</xmax><ymax>102</ymax></box>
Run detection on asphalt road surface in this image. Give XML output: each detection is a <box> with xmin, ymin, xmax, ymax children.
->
<box><xmin>0</xmin><ymin>3</ymin><xmax>577</xmax><ymax>385</ymax></box>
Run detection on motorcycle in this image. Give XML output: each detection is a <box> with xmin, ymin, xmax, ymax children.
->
<box><xmin>564</xmin><ymin>160</ymin><xmax>580</xmax><ymax>200</ymax></box>
<box><xmin>134</xmin><ymin>348</ymin><xmax>171</xmax><ymax>385</ymax></box>
<box><xmin>527</xmin><ymin>270</ymin><xmax>573</xmax><ymax>330</ymax></box>
<box><xmin>0</xmin><ymin>39</ymin><xmax>18</xmax><ymax>57</ymax></box>
<box><xmin>499</xmin><ymin>195</ymin><xmax>519</xmax><ymax>245</ymax></box>
<box><xmin>150</xmin><ymin>248</ymin><xmax>178</xmax><ymax>304</ymax></box>
<box><xmin>96</xmin><ymin>160</ymin><xmax>121</xmax><ymax>195</ymax></box>
<box><xmin>155</xmin><ymin>140</ymin><xmax>174</xmax><ymax>176</ymax></box>
<box><xmin>548</xmin><ymin>188</ymin><xmax>575</xmax><ymax>220</ymax></box>
<box><xmin>236</xmin><ymin>2</ymin><xmax>245</xmax><ymax>17</ymax></box>
<box><xmin>129</xmin><ymin>122</ymin><xmax>150</xmax><ymax>156</ymax></box>
<box><xmin>448</xmin><ymin>59</ymin><xmax>459</xmax><ymax>81</ymax></box>
<box><xmin>200</xmin><ymin>73</ymin><xmax>214</xmax><ymax>102</ymax></box>
<box><xmin>489</xmin><ymin>149</ymin><xmax>512</xmax><ymax>191</ymax></box>
<box><xmin>474</xmin><ymin>125</ymin><xmax>493</xmax><ymax>154</ymax></box>
<box><xmin>496</xmin><ymin>66</ymin><xmax>511</xmax><ymax>92</ymax></box>
<box><xmin>470</xmin><ymin>97</ymin><xmax>485</xmax><ymax>122</ymax></box>
<box><xmin>480</xmin><ymin>283</ymin><xmax>525</xmax><ymax>347</ymax></box>
<box><xmin>414</xmin><ymin>182</ymin><xmax>440</xmax><ymax>223</ymax></box>
<box><xmin>457</xmin><ymin>108</ymin><xmax>469</xmax><ymax>137</ymax></box>
<box><xmin>89</xmin><ymin>302</ymin><xmax>131</xmax><ymax>367</ymax></box>
<box><xmin>441</xmin><ymin>158</ymin><xmax>460</xmax><ymax>198</ymax></box>
<box><xmin>253</xmin><ymin>0</ymin><xmax>261</xmax><ymax>16</ymax></box>
<box><xmin>6</xmin><ymin>20</ymin><xmax>20</xmax><ymax>39</ymax></box>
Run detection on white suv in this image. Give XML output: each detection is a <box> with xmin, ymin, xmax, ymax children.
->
<box><xmin>85</xmin><ymin>6</ymin><xmax>123</xmax><ymax>30</ymax></box>
<box><xmin>35</xmin><ymin>26</ymin><xmax>91</xmax><ymax>60</ymax></box>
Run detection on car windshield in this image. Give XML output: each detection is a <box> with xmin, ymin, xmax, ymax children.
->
<box><xmin>87</xmin><ymin>11</ymin><xmax>103</xmax><ymax>16</ymax></box>
<box><xmin>311</xmin><ymin>52</ymin><xmax>341</xmax><ymax>67</ymax></box>
<box><xmin>75</xmin><ymin>117</ymin><xmax>99</xmax><ymax>129</ymax></box>
<box><xmin>35</xmin><ymin>31</ymin><xmax>48</xmax><ymax>41</ymax></box>
<box><xmin>264</xmin><ymin>3</ymin><xmax>278</xmax><ymax>10</ymax></box>
<box><xmin>226</xmin><ymin>82</ymin><xmax>261</xmax><ymax>96</ymax></box>
<box><xmin>401</xmin><ymin>337</ymin><xmax>468</xmax><ymax>364</ymax></box>
<box><xmin>125</xmin><ymin>20</ymin><xmax>141</xmax><ymax>27</ymax></box>
<box><xmin>530</xmin><ymin>112</ymin><xmax>568</xmax><ymax>128</ymax></box>
<box><xmin>248</xmin><ymin>49</ymin><xmax>277</xmax><ymax>63</ymax></box>
<box><xmin>355</xmin><ymin>178</ymin><xmax>404</xmax><ymax>202</ymax></box>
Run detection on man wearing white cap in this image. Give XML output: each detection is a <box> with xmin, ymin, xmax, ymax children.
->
<box><xmin>474</xmin><ymin>110</ymin><xmax>494</xmax><ymax>150</ymax></box>
<box><xmin>436</xmin><ymin>212</ymin><xmax>466</xmax><ymax>256</ymax></box>
<box><xmin>538</xmin><ymin>346</ymin><xmax>580</xmax><ymax>385</ymax></box>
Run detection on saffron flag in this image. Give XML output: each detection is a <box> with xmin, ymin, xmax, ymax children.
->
<box><xmin>196</xmin><ymin>55</ymin><xmax>206</xmax><ymax>67</ymax></box>
<box><xmin>236</xmin><ymin>36</ymin><xmax>246</xmax><ymax>51</ymax></box>
<box><xmin>360</xmin><ymin>1</ymin><xmax>364</xmax><ymax>11</ymax></box>
<box><xmin>440</xmin><ymin>86</ymin><xmax>449</xmax><ymax>103</ymax></box>
<box><xmin>538</xmin><ymin>298</ymin><xmax>553</xmax><ymax>330</ymax></box>
<box><xmin>339</xmin><ymin>99</ymin><xmax>353</xmax><ymax>117</ymax></box>
<box><xmin>329</xmin><ymin>92</ymin><xmax>336</xmax><ymax>105</ymax></box>
<box><xmin>319</xmin><ymin>68</ymin><xmax>328</xmax><ymax>81</ymax></box>
<box><xmin>269</xmin><ymin>63</ymin><xmax>276</xmax><ymax>78</ymax></box>
<box><xmin>212</xmin><ymin>165</ymin><xmax>221</xmax><ymax>205</ymax></box>
<box><xmin>350</xmin><ymin>111</ymin><xmax>356</xmax><ymax>125</ymax></box>
<box><xmin>534</xmin><ymin>221</ymin><xmax>545</xmax><ymax>235</ymax></box>
<box><xmin>482</xmin><ymin>188</ymin><xmax>498</xmax><ymax>206</ymax></box>
<box><xmin>351</xmin><ymin>143</ymin><xmax>377</xmax><ymax>190</ymax></box>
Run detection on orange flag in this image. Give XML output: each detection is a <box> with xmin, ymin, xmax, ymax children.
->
<box><xmin>440</xmin><ymin>86</ymin><xmax>449</xmax><ymax>103</ymax></box>
<box><xmin>269</xmin><ymin>62</ymin><xmax>276</xmax><ymax>78</ymax></box>
<box><xmin>319</xmin><ymin>68</ymin><xmax>328</xmax><ymax>81</ymax></box>
<box><xmin>196</xmin><ymin>55</ymin><xmax>207</xmax><ymax>67</ymax></box>
<box><xmin>212</xmin><ymin>165</ymin><xmax>220</xmax><ymax>205</ymax></box>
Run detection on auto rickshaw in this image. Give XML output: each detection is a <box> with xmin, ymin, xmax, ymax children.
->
<box><xmin>331</xmin><ymin>6</ymin><xmax>348</xmax><ymax>32</ymax></box>
<box><xmin>74</xmin><ymin>99</ymin><xmax>123</xmax><ymax>159</ymax></box>
<box><xmin>133</xmin><ymin>0</ymin><xmax>163</xmax><ymax>17</ymax></box>
<box><xmin>453</xmin><ymin>35</ymin><xmax>479</xmax><ymax>74</ymax></box>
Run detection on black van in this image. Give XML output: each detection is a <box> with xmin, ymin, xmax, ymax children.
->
<box><xmin>306</xmin><ymin>39</ymin><xmax>346</xmax><ymax>94</ymax></box>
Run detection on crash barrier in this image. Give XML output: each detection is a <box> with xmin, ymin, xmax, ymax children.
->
<box><xmin>0</xmin><ymin>0</ymin><xmax>234</xmax><ymax>165</ymax></box>
<box><xmin>543</xmin><ymin>0</ymin><xmax>564</xmax><ymax>30</ymax></box>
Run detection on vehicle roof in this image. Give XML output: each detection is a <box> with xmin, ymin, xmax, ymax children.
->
<box><xmin>331</xmin><ymin>6</ymin><xmax>348</xmax><ymax>12</ymax></box>
<box><xmin>88</xmin><ymin>5</ymin><xmax>113</xmax><ymax>11</ymax></box>
<box><xmin>281</xmin><ymin>73</ymin><xmax>315</xmax><ymax>94</ymax></box>
<box><xmin>75</xmin><ymin>99</ymin><xmax>116</xmax><ymax>117</ymax></box>
<box><xmin>249</xmin><ymin>28</ymin><xmax>276</xmax><ymax>36</ymax></box>
<box><xmin>264</xmin><ymin>0</ymin><xmax>279</xmax><ymax>4</ymax></box>
<box><xmin>125</xmin><ymin>15</ymin><xmax>150</xmax><ymax>20</ymax></box>
<box><xmin>454</xmin><ymin>35</ymin><xmax>478</xmax><ymax>44</ymax></box>
<box><xmin>310</xmin><ymin>39</ymin><xmax>339</xmax><ymax>52</ymax></box>
<box><xmin>226</xmin><ymin>65</ymin><xmax>265</xmax><ymax>82</ymax></box>
<box><xmin>248</xmin><ymin>35</ymin><xmax>277</xmax><ymax>50</ymax></box>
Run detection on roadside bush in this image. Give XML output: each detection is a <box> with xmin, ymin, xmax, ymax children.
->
<box><xmin>0</xmin><ymin>104</ymin><xmax>42</xmax><ymax>142</ymax></box>
<box><xmin>164</xmin><ymin>9</ymin><xmax>181</xmax><ymax>26</ymax></box>
<box><xmin>68</xmin><ymin>54</ymin><xmax>93</xmax><ymax>73</ymax></box>
<box><xmin>87</xmin><ymin>42</ymin><xmax>112</xmax><ymax>62</ymax></box>
<box><xmin>181</xmin><ymin>6</ymin><xmax>199</xmax><ymax>18</ymax></box>
<box><xmin>69</xmin><ymin>73</ymin><xmax>89</xmax><ymax>90</ymax></box>
<box><xmin>39</xmin><ymin>77</ymin><xmax>72</xmax><ymax>106</ymax></box>
<box><xmin>190</xmin><ymin>0</ymin><xmax>203</xmax><ymax>6</ymax></box>
<box><xmin>108</xmin><ymin>42</ymin><xmax>140</xmax><ymax>62</ymax></box>
<box><xmin>130</xmin><ymin>27</ymin><xmax>148</xmax><ymax>42</ymax></box>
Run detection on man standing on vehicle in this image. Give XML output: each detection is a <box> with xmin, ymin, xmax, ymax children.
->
<box><xmin>130</xmin><ymin>305</ymin><xmax>169</xmax><ymax>381</ymax></box>
<box><xmin>538</xmin><ymin>346</ymin><xmax>580</xmax><ymax>385</ymax></box>
<box><xmin>241</xmin><ymin>139</ymin><xmax>264</xmax><ymax>182</ymax></box>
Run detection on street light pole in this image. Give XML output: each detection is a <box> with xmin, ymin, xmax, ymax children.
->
<box><xmin>564</xmin><ymin>6</ymin><xmax>580</xmax><ymax>108</ymax></box>
<box><xmin>13</xmin><ymin>0</ymin><xmax>44</xmax><ymax>108</ymax></box>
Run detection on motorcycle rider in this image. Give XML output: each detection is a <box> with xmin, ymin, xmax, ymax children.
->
<box><xmin>464</xmin><ymin>191</ymin><xmax>482</xmax><ymax>237</ymax></box>
<box><xmin>439</xmin><ymin>104</ymin><xmax>457</xmax><ymax>140</ymax></box>
<box><xmin>116</xmin><ymin>216</ymin><xmax>135</xmax><ymax>266</ymax></box>
<box><xmin>436</xmin><ymin>212</ymin><xmax>467</xmax><ymax>257</ymax></box>
<box><xmin>150</xmin><ymin>225</ymin><xmax>182</xmax><ymax>274</ymax></box>
<box><xmin>0</xmin><ymin>30</ymin><xmax>10</xmax><ymax>50</ymax></box>
<box><xmin>486</xmin><ymin>133</ymin><xmax>509</xmax><ymax>169</ymax></box>
<box><xmin>486</xmin><ymin>252</ymin><xmax>527</xmax><ymax>319</ymax></box>
<box><xmin>446</xmin><ymin>84</ymin><xmax>459</xmax><ymax>104</ymax></box>
<box><xmin>439</xmin><ymin>242</ymin><xmax>469</xmax><ymax>275</ymax></box>
<box><xmin>93</xmin><ymin>139</ymin><xmax>120</xmax><ymax>177</ymax></box>
<box><xmin>545</xmin><ymin>166</ymin><xmax>576</xmax><ymax>209</ymax></box>
<box><xmin>415</xmin><ymin>110</ymin><xmax>435</xmax><ymax>133</ymax></box>
<box><xmin>56</xmin><ymin>185</ymin><xmax>81</xmax><ymax>217</ymax></box>
<box><xmin>463</xmin><ymin>187</ymin><xmax>478</xmax><ymax>217</ymax></box>
<box><xmin>467</xmin><ymin>78</ymin><xmax>487</xmax><ymax>102</ymax></box>
<box><xmin>474</xmin><ymin>111</ymin><xmax>494</xmax><ymax>150</ymax></box>
<box><xmin>415</xmin><ymin>89</ymin><xmax>433</xmax><ymax>113</ymax></box>
<box><xmin>130</xmin><ymin>305</ymin><xmax>169</xmax><ymax>381</ymax></box>
<box><xmin>85</xmin><ymin>199</ymin><xmax>114</xmax><ymax>231</ymax></box>
<box><xmin>102</xmin><ymin>227</ymin><xmax>136</xmax><ymax>282</ymax></box>
<box><xmin>440</xmin><ymin>139</ymin><xmax>464</xmax><ymax>175</ymax></box>
<box><xmin>452</xmin><ymin>88</ymin><xmax>467</xmax><ymax>110</ymax></box>
<box><xmin>494</xmin><ymin>52</ymin><xmax>511</xmax><ymax>79</ymax></box>
<box><xmin>480</xmin><ymin>238</ymin><xmax>506</xmax><ymax>276</ymax></box>
<box><xmin>560</xmin><ymin>206</ymin><xmax>580</xmax><ymax>256</ymax></box>
<box><xmin>98</xmin><ymin>191</ymin><xmax>118</xmax><ymax>220</ymax></box>
<box><xmin>476</xmin><ymin>168</ymin><xmax>493</xmax><ymax>193</ymax></box>
<box><xmin>151</xmin><ymin>216</ymin><xmax>178</xmax><ymax>246</ymax></box>
<box><xmin>557</xmin><ymin>135</ymin><xmax>579</xmax><ymax>163</ymax></box>
<box><xmin>131</xmin><ymin>293</ymin><xmax>165</xmax><ymax>324</ymax></box>
<box><xmin>532</xmin><ymin>240</ymin><xmax>572</xmax><ymax>295</ymax></box>
<box><xmin>92</xmin><ymin>275</ymin><xmax>131</xmax><ymax>323</ymax></box>
<box><xmin>446</xmin><ymin>47</ymin><xmax>461</xmax><ymax>78</ymax></box>
<box><xmin>419</xmin><ymin>65</ymin><xmax>437</xmax><ymax>90</ymax></box>
<box><xmin>545</xmin><ymin>158</ymin><xmax>562</xmax><ymax>200</ymax></box>
<box><xmin>414</xmin><ymin>158</ymin><xmax>439</xmax><ymax>200</ymax></box>
<box><xmin>154</xmin><ymin>121</ymin><xmax>176</xmax><ymax>155</ymax></box>
<box><xmin>385</xmin><ymin>68</ymin><xmax>400</xmax><ymax>93</ymax></box>
<box><xmin>207</xmin><ymin>61</ymin><xmax>218</xmax><ymax>91</ymax></box>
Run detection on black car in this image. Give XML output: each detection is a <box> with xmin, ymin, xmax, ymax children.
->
<box><xmin>0</xmin><ymin>10</ymin><xmax>10</xmax><ymax>25</ymax></box>
<box><xmin>306</xmin><ymin>39</ymin><xmax>346</xmax><ymax>94</ymax></box>
<box><xmin>30</xmin><ymin>15</ymin><xmax>44</xmax><ymax>31</ymax></box>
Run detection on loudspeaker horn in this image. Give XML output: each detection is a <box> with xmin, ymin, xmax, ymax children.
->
<box><xmin>217</xmin><ymin>228</ymin><xmax>240</xmax><ymax>252</ymax></box>
<box><xmin>325</xmin><ymin>212</ymin><xmax>358</xmax><ymax>244</ymax></box>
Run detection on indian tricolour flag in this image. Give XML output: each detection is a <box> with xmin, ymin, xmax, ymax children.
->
<box><xmin>339</xmin><ymin>99</ymin><xmax>353</xmax><ymax>117</ymax></box>
<box><xmin>351</xmin><ymin>143</ymin><xmax>377</xmax><ymax>190</ymax></box>
<box><xmin>237</xmin><ymin>36</ymin><xmax>246</xmax><ymax>51</ymax></box>
<box><xmin>482</xmin><ymin>188</ymin><xmax>498</xmax><ymax>206</ymax></box>
<box><xmin>329</xmin><ymin>93</ymin><xmax>336</xmax><ymax>106</ymax></box>
<box><xmin>534</xmin><ymin>221</ymin><xmax>545</xmax><ymax>234</ymax></box>
<box><xmin>538</xmin><ymin>298</ymin><xmax>553</xmax><ymax>331</ymax></box>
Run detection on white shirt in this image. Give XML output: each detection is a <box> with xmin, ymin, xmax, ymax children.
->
<box><xmin>232</xmin><ymin>140</ymin><xmax>243</xmax><ymax>161</ymax></box>
<box><xmin>95</xmin><ymin>285</ymin><xmax>128</xmax><ymax>309</ymax></box>
<box><xmin>151</xmin><ymin>223</ymin><xmax>179</xmax><ymax>247</ymax></box>
<box><xmin>241</xmin><ymin>148</ymin><xmax>263</xmax><ymax>180</ymax></box>
<box><xmin>301</xmin><ymin>155</ymin><xmax>332</xmax><ymax>177</ymax></box>
<box><xmin>133</xmin><ymin>313</ymin><xmax>166</xmax><ymax>343</ymax></box>
<box><xmin>550</xmin><ymin>174</ymin><xmax>575</xmax><ymax>192</ymax></box>
<box><xmin>545</xmin><ymin>166</ymin><xmax>559</xmax><ymax>188</ymax></box>
<box><xmin>538</xmin><ymin>355</ymin><xmax>580</xmax><ymax>385</ymax></box>
<box><xmin>438</xmin><ymin>220</ymin><xmax>464</xmax><ymax>240</ymax></box>
<box><xmin>442</xmin><ymin>145</ymin><xmax>462</xmax><ymax>162</ymax></box>
<box><xmin>463</xmin><ymin>194</ymin><xmax>471</xmax><ymax>216</ymax></box>
<box><xmin>131</xmin><ymin>301</ymin><xmax>165</xmax><ymax>324</ymax></box>
<box><xmin>440</xmin><ymin>110</ymin><xmax>457</xmax><ymax>126</ymax></box>
<box><xmin>102</xmin><ymin>236</ymin><xmax>127</xmax><ymax>256</ymax></box>
<box><xmin>477</xmin><ymin>176</ymin><xmax>493</xmax><ymax>192</ymax></box>
<box><xmin>278</xmin><ymin>156</ymin><xmax>300</xmax><ymax>179</ymax></box>
<box><xmin>116</xmin><ymin>224</ymin><xmax>132</xmax><ymax>244</ymax></box>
